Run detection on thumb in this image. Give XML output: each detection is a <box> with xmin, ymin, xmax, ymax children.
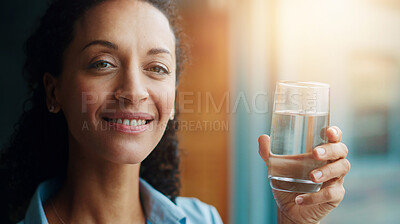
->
<box><xmin>258</xmin><ymin>135</ymin><xmax>270</xmax><ymax>164</ymax></box>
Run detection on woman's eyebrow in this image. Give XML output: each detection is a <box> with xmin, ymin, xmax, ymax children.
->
<box><xmin>81</xmin><ymin>42</ymin><xmax>170</xmax><ymax>58</ymax></box>
<box><xmin>147</xmin><ymin>48</ymin><xmax>171</xmax><ymax>57</ymax></box>
<box><xmin>81</xmin><ymin>40</ymin><xmax>118</xmax><ymax>52</ymax></box>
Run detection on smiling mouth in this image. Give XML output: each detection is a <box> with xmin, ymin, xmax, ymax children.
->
<box><xmin>103</xmin><ymin>118</ymin><xmax>152</xmax><ymax>126</ymax></box>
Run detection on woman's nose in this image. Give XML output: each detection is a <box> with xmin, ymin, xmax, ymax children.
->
<box><xmin>114</xmin><ymin>68</ymin><xmax>149</xmax><ymax>105</ymax></box>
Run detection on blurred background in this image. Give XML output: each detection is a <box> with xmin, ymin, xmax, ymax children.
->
<box><xmin>1</xmin><ymin>0</ymin><xmax>400</xmax><ymax>223</ymax></box>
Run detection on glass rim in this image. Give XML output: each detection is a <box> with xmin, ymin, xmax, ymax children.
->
<box><xmin>277</xmin><ymin>80</ymin><xmax>330</xmax><ymax>89</ymax></box>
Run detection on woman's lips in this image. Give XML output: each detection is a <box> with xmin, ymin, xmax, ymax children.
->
<box><xmin>101</xmin><ymin>112</ymin><xmax>154</xmax><ymax>120</ymax></box>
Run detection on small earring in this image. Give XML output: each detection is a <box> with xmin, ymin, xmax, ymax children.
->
<box><xmin>49</xmin><ymin>105</ymin><xmax>55</xmax><ymax>113</ymax></box>
<box><xmin>169</xmin><ymin>108</ymin><xmax>175</xmax><ymax>120</ymax></box>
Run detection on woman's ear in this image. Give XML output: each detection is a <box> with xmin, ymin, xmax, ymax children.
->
<box><xmin>43</xmin><ymin>72</ymin><xmax>61</xmax><ymax>113</ymax></box>
<box><xmin>169</xmin><ymin>107</ymin><xmax>175</xmax><ymax>120</ymax></box>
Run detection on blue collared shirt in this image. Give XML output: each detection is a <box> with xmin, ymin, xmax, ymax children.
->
<box><xmin>18</xmin><ymin>177</ymin><xmax>223</xmax><ymax>224</ymax></box>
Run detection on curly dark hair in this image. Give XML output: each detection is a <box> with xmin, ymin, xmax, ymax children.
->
<box><xmin>0</xmin><ymin>0</ymin><xmax>186</xmax><ymax>223</ymax></box>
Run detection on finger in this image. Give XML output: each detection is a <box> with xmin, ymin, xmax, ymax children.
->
<box><xmin>310</xmin><ymin>159</ymin><xmax>351</xmax><ymax>183</ymax></box>
<box><xmin>327</xmin><ymin>126</ymin><xmax>342</xmax><ymax>143</ymax></box>
<box><xmin>313</xmin><ymin>142</ymin><xmax>349</xmax><ymax>161</ymax></box>
<box><xmin>295</xmin><ymin>184</ymin><xmax>345</xmax><ymax>206</ymax></box>
<box><xmin>258</xmin><ymin>135</ymin><xmax>270</xmax><ymax>163</ymax></box>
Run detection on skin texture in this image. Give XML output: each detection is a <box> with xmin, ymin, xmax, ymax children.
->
<box><xmin>42</xmin><ymin>0</ymin><xmax>176</xmax><ymax>223</ymax></box>
<box><xmin>259</xmin><ymin>126</ymin><xmax>351</xmax><ymax>224</ymax></box>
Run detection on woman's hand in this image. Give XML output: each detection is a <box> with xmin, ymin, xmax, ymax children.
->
<box><xmin>258</xmin><ymin>126</ymin><xmax>351</xmax><ymax>224</ymax></box>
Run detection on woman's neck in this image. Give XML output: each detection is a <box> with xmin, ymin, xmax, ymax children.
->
<box><xmin>45</xmin><ymin>140</ymin><xmax>146</xmax><ymax>224</ymax></box>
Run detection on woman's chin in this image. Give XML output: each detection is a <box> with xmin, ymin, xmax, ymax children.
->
<box><xmin>99</xmin><ymin>145</ymin><xmax>153</xmax><ymax>165</ymax></box>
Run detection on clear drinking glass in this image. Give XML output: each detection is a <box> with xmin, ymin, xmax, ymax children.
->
<box><xmin>268</xmin><ymin>81</ymin><xmax>330</xmax><ymax>193</ymax></box>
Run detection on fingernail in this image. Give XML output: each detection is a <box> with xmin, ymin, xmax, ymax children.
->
<box><xmin>296</xmin><ymin>196</ymin><xmax>303</xmax><ymax>205</ymax></box>
<box><xmin>316</xmin><ymin>147</ymin><xmax>326</xmax><ymax>156</ymax></box>
<box><xmin>313</xmin><ymin>171</ymin><xmax>323</xmax><ymax>180</ymax></box>
<box><xmin>330</xmin><ymin>127</ymin><xmax>338</xmax><ymax>136</ymax></box>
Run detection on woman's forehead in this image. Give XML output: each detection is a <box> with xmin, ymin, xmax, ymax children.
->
<box><xmin>72</xmin><ymin>0</ymin><xmax>175</xmax><ymax>55</ymax></box>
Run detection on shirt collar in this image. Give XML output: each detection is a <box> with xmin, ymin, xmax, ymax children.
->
<box><xmin>23</xmin><ymin>177</ymin><xmax>62</xmax><ymax>224</ymax></box>
<box><xmin>22</xmin><ymin>177</ymin><xmax>186</xmax><ymax>224</ymax></box>
<box><xmin>139</xmin><ymin>178</ymin><xmax>186</xmax><ymax>224</ymax></box>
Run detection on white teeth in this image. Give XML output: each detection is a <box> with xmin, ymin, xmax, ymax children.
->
<box><xmin>109</xmin><ymin>118</ymin><xmax>148</xmax><ymax>126</ymax></box>
<box><xmin>123</xmin><ymin>119</ymin><xmax>130</xmax><ymax>125</ymax></box>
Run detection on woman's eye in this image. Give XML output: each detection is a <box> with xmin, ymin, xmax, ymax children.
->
<box><xmin>89</xmin><ymin>60</ymin><xmax>114</xmax><ymax>70</ymax></box>
<box><xmin>146</xmin><ymin>65</ymin><xmax>170</xmax><ymax>75</ymax></box>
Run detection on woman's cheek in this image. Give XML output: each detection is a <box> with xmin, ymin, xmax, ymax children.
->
<box><xmin>64</xmin><ymin>83</ymin><xmax>98</xmax><ymax>133</ymax></box>
<box><xmin>161</xmin><ymin>85</ymin><xmax>175</xmax><ymax>120</ymax></box>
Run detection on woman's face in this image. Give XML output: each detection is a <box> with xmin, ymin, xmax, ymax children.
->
<box><xmin>53</xmin><ymin>0</ymin><xmax>176</xmax><ymax>164</ymax></box>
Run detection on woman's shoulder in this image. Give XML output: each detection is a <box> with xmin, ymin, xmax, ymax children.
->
<box><xmin>175</xmin><ymin>197</ymin><xmax>223</xmax><ymax>224</ymax></box>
